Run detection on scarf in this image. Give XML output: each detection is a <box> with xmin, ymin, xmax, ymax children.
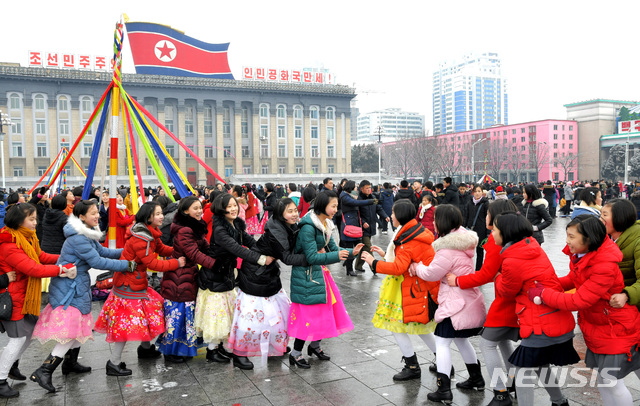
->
<box><xmin>418</xmin><ymin>204</ymin><xmax>431</xmax><ymax>219</ymax></box>
<box><xmin>116</xmin><ymin>203</ymin><xmax>127</xmax><ymax>211</ymax></box>
<box><xmin>472</xmin><ymin>196</ymin><xmax>483</xmax><ymax>205</ymax></box>
<box><xmin>384</xmin><ymin>227</ymin><xmax>402</xmax><ymax>262</ymax></box>
<box><xmin>2</xmin><ymin>227</ymin><xmax>43</xmax><ymax>316</ymax></box>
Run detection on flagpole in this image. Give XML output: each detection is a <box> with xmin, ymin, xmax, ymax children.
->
<box><xmin>108</xmin><ymin>18</ymin><xmax>124</xmax><ymax>249</ymax></box>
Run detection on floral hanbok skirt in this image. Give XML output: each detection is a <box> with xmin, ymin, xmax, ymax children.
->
<box><xmin>33</xmin><ymin>304</ymin><xmax>94</xmax><ymax>345</ymax></box>
<box><xmin>156</xmin><ymin>299</ymin><xmax>198</xmax><ymax>357</ymax></box>
<box><xmin>194</xmin><ymin>288</ymin><xmax>237</xmax><ymax>343</ymax></box>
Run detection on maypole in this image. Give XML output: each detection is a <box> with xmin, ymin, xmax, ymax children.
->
<box><xmin>108</xmin><ymin>18</ymin><xmax>125</xmax><ymax>249</ymax></box>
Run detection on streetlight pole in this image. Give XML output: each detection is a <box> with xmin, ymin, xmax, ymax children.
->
<box><xmin>471</xmin><ymin>138</ymin><xmax>486</xmax><ymax>183</ymax></box>
<box><xmin>376</xmin><ymin>126</ymin><xmax>383</xmax><ymax>188</ymax></box>
<box><xmin>0</xmin><ymin>111</ymin><xmax>11</xmax><ymax>191</ymax></box>
<box><xmin>625</xmin><ymin>134</ymin><xmax>630</xmax><ymax>185</ymax></box>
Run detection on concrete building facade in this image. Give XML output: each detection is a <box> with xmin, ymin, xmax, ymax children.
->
<box><xmin>356</xmin><ymin>108</ymin><xmax>425</xmax><ymax>142</ymax></box>
<box><xmin>0</xmin><ymin>65</ymin><xmax>356</xmax><ymax>187</ymax></box>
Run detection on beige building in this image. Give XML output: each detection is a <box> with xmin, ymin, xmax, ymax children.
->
<box><xmin>565</xmin><ymin>99</ymin><xmax>640</xmax><ymax>180</ymax></box>
<box><xmin>0</xmin><ymin>64</ymin><xmax>355</xmax><ymax>187</ymax></box>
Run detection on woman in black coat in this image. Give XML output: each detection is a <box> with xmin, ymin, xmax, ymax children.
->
<box><xmin>338</xmin><ymin>180</ymin><xmax>374</xmax><ymax>276</ymax></box>
<box><xmin>464</xmin><ymin>185</ymin><xmax>489</xmax><ymax>270</ymax></box>
<box><xmin>231</xmin><ymin>198</ymin><xmax>308</xmax><ymax>365</ymax></box>
<box><xmin>522</xmin><ymin>184</ymin><xmax>553</xmax><ymax>245</ymax></box>
<box><xmin>40</xmin><ymin>194</ymin><xmax>69</xmax><ymax>255</ymax></box>
<box><xmin>196</xmin><ymin>193</ymin><xmax>273</xmax><ymax>371</ymax></box>
<box><xmin>263</xmin><ymin>182</ymin><xmax>277</xmax><ymax>220</ymax></box>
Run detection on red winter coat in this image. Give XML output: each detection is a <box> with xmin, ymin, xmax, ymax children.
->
<box><xmin>416</xmin><ymin>204</ymin><xmax>436</xmax><ymax>235</ymax></box>
<box><xmin>0</xmin><ymin>231</ymin><xmax>60</xmax><ymax>320</ymax></box>
<box><xmin>202</xmin><ymin>202</ymin><xmax>213</xmax><ymax>242</ymax></box>
<box><xmin>245</xmin><ymin>192</ymin><xmax>258</xmax><ymax>219</ymax></box>
<box><xmin>542</xmin><ymin>239</ymin><xmax>640</xmax><ymax>355</ymax></box>
<box><xmin>375</xmin><ymin>220</ymin><xmax>439</xmax><ymax>324</ymax></box>
<box><xmin>456</xmin><ymin>233</ymin><xmax>518</xmax><ymax>328</ymax></box>
<box><xmin>117</xmin><ymin>223</ymin><xmax>179</xmax><ymax>292</ymax></box>
<box><xmin>115</xmin><ymin>208</ymin><xmax>134</xmax><ymax>249</ymax></box>
<box><xmin>496</xmin><ymin>237</ymin><xmax>575</xmax><ymax>338</ymax></box>
<box><xmin>161</xmin><ymin>216</ymin><xmax>215</xmax><ymax>302</ymax></box>
<box><xmin>298</xmin><ymin>198</ymin><xmax>311</xmax><ymax>218</ymax></box>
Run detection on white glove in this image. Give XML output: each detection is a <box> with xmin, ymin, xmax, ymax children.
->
<box><xmin>59</xmin><ymin>265</ymin><xmax>77</xmax><ymax>279</ymax></box>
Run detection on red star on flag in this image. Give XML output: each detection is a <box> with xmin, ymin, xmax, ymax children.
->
<box><xmin>156</xmin><ymin>42</ymin><xmax>174</xmax><ymax>59</ymax></box>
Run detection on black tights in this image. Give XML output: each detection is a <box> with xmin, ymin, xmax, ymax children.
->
<box><xmin>293</xmin><ymin>339</ymin><xmax>321</xmax><ymax>352</ymax></box>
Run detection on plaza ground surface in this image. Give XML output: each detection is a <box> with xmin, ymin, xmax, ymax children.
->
<box><xmin>1</xmin><ymin>216</ymin><xmax>639</xmax><ymax>405</ymax></box>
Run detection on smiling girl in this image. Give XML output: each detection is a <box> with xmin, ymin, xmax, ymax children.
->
<box><xmin>94</xmin><ymin>201</ymin><xmax>186</xmax><ymax>376</ymax></box>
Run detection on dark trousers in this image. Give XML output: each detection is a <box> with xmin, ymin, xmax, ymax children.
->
<box><xmin>340</xmin><ymin>240</ymin><xmax>359</xmax><ymax>272</ymax></box>
<box><xmin>561</xmin><ymin>200</ymin><xmax>572</xmax><ymax>215</ymax></box>
<box><xmin>354</xmin><ymin>236</ymin><xmax>372</xmax><ymax>270</ymax></box>
<box><xmin>475</xmin><ymin>244</ymin><xmax>485</xmax><ymax>271</ymax></box>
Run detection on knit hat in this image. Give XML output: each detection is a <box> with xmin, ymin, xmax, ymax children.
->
<box><xmin>496</xmin><ymin>186</ymin><xmax>504</xmax><ymax>193</ymax></box>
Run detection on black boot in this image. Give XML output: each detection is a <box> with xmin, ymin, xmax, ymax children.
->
<box><xmin>106</xmin><ymin>360</ymin><xmax>132</xmax><ymax>376</ymax></box>
<box><xmin>428</xmin><ymin>356</ymin><xmax>455</xmax><ymax>377</ymax></box>
<box><xmin>232</xmin><ymin>354</ymin><xmax>254</xmax><ymax>370</ymax></box>
<box><xmin>393</xmin><ymin>353</ymin><xmax>421</xmax><ymax>381</ymax></box>
<box><xmin>0</xmin><ymin>379</ymin><xmax>18</xmax><ymax>398</ymax></box>
<box><xmin>206</xmin><ymin>348</ymin><xmax>231</xmax><ymax>363</ymax></box>
<box><xmin>487</xmin><ymin>389</ymin><xmax>512</xmax><ymax>406</ymax></box>
<box><xmin>217</xmin><ymin>342</ymin><xmax>232</xmax><ymax>360</ymax></box>
<box><xmin>137</xmin><ymin>344</ymin><xmax>162</xmax><ymax>359</ymax></box>
<box><xmin>61</xmin><ymin>347</ymin><xmax>92</xmax><ymax>375</ymax></box>
<box><xmin>427</xmin><ymin>372</ymin><xmax>453</xmax><ymax>404</ymax></box>
<box><xmin>456</xmin><ymin>361</ymin><xmax>485</xmax><ymax>390</ymax></box>
<box><xmin>30</xmin><ymin>354</ymin><xmax>63</xmax><ymax>393</ymax></box>
<box><xmin>8</xmin><ymin>360</ymin><xmax>26</xmax><ymax>381</ymax></box>
<box><xmin>551</xmin><ymin>400</ymin><xmax>569</xmax><ymax>406</ymax></box>
<box><xmin>346</xmin><ymin>263</ymin><xmax>358</xmax><ymax>277</ymax></box>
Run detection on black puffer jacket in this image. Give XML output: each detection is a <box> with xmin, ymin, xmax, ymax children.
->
<box><xmin>523</xmin><ymin>198</ymin><xmax>553</xmax><ymax>244</ymax></box>
<box><xmin>239</xmin><ymin>218</ymin><xmax>307</xmax><ymax>297</ymax></box>
<box><xmin>357</xmin><ymin>191</ymin><xmax>388</xmax><ymax>238</ymax></box>
<box><xmin>442</xmin><ymin>185</ymin><xmax>460</xmax><ymax>207</ymax></box>
<box><xmin>160</xmin><ymin>202</ymin><xmax>179</xmax><ymax>246</ymax></box>
<box><xmin>394</xmin><ymin>188</ymin><xmax>417</xmax><ymax>206</ymax></box>
<box><xmin>263</xmin><ymin>192</ymin><xmax>277</xmax><ymax>219</ymax></box>
<box><xmin>200</xmin><ymin>215</ymin><xmax>261</xmax><ymax>293</ymax></box>
<box><xmin>40</xmin><ymin>208</ymin><xmax>68</xmax><ymax>255</ymax></box>
<box><xmin>464</xmin><ymin>197</ymin><xmax>489</xmax><ymax>242</ymax></box>
<box><xmin>161</xmin><ymin>214</ymin><xmax>215</xmax><ymax>302</ymax></box>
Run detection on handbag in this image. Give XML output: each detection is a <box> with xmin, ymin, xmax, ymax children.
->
<box><xmin>0</xmin><ymin>289</ymin><xmax>13</xmax><ymax>321</ymax></box>
<box><xmin>95</xmin><ymin>271</ymin><xmax>114</xmax><ymax>290</ymax></box>
<box><xmin>342</xmin><ymin>213</ymin><xmax>363</xmax><ymax>238</ymax></box>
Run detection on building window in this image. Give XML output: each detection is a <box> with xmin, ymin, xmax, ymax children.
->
<box><xmin>36</xmin><ymin>142</ymin><xmax>47</xmax><ymax>157</ymax></box>
<box><xmin>147</xmin><ymin>166</ymin><xmax>155</xmax><ymax>175</ymax></box>
<box><xmin>569</xmin><ymin>134</ymin><xmax>573</xmax><ymax>140</ymax></box>
<box><xmin>311</xmin><ymin>145</ymin><xmax>319</xmax><ymax>158</ymax></box>
<box><xmin>295</xmin><ymin>126</ymin><xmax>302</xmax><ymax>139</ymax></box>
<box><xmin>259</xmin><ymin>104</ymin><xmax>269</xmax><ymax>118</ymax></box>
<box><xmin>326</xmin><ymin>127</ymin><xmax>334</xmax><ymax>141</ymax></box>
<box><xmin>294</xmin><ymin>106</ymin><xmax>303</xmax><ymax>119</ymax></box>
<box><xmin>80</xmin><ymin>96</ymin><xmax>93</xmax><ymax>135</ymax></box>
<box><xmin>295</xmin><ymin>165</ymin><xmax>303</xmax><ymax>174</ymax></box>
<box><xmin>60</xmin><ymin>142</ymin><xmax>69</xmax><ymax>150</ymax></box>
<box><xmin>13</xmin><ymin>167</ymin><xmax>23</xmax><ymax>177</ymax></box>
<box><xmin>562</xmin><ymin>134</ymin><xmax>565</xmax><ymax>140</ymax></box>
<box><xmin>278</xmin><ymin>166</ymin><xmax>285</xmax><ymax>174</ymax></box>
<box><xmin>311</xmin><ymin>127</ymin><xmax>318</xmax><ymax>139</ymax></box>
<box><xmin>520</xmin><ymin>128</ymin><xmax>525</xmax><ymax>133</ymax></box>
<box><xmin>311</xmin><ymin>165</ymin><xmax>318</xmax><ymax>173</ymax></box>
<box><xmin>242</xmin><ymin>165</ymin><xmax>252</xmax><ymax>175</ymax></box>
<box><xmin>57</xmin><ymin>97</ymin><xmax>68</xmax><ymax>111</ymax></box>
<box><xmin>223</xmin><ymin>147</ymin><xmax>232</xmax><ymax>158</ymax></box>
<box><xmin>278</xmin><ymin>126</ymin><xmax>285</xmax><ymax>139</ymax></box>
<box><xmin>164</xmin><ymin>105</ymin><xmax>174</xmax><ymax>133</ymax></box>
<box><xmin>260</xmin><ymin>125</ymin><xmax>268</xmax><ymax>140</ymax></box>
<box><xmin>224</xmin><ymin>166</ymin><xmax>233</xmax><ymax>177</ymax></box>
<box><xmin>11</xmin><ymin>143</ymin><xmax>23</xmax><ymax>157</ymax></box>
<box><xmin>553</xmin><ymin>125</ymin><xmax>558</xmax><ymax>130</ymax></box>
<box><xmin>569</xmin><ymin>125</ymin><xmax>573</xmax><ymax>131</ymax></box>
<box><xmin>326</xmin><ymin>107</ymin><xmax>335</xmax><ymax>120</ymax></box>
<box><xmin>10</xmin><ymin>94</ymin><xmax>21</xmax><ymax>110</ymax></box>
<box><xmin>295</xmin><ymin>145</ymin><xmax>303</xmax><ymax>158</ymax></box>
<box><xmin>511</xmin><ymin>129</ymin><xmax>516</xmax><ymax>134</ymax></box>
<box><xmin>520</xmin><ymin>136</ymin><xmax>525</xmax><ymax>142</ymax></box>
<box><xmin>310</xmin><ymin>106</ymin><xmax>319</xmax><ymax>119</ymax></box>
<box><xmin>37</xmin><ymin>166</ymin><xmax>47</xmax><ymax>176</ymax></box>
<box><xmin>241</xmin><ymin>107</ymin><xmax>249</xmax><ymax>138</ymax></box>
<box><xmin>242</xmin><ymin>145</ymin><xmax>250</xmax><ymax>158</ymax></box>
<box><xmin>569</xmin><ymin>144</ymin><xmax>573</xmax><ymax>149</ymax></box>
<box><xmin>553</xmin><ymin>134</ymin><xmax>557</xmax><ymax>140</ymax></box>
<box><xmin>553</xmin><ymin>143</ymin><xmax>558</xmax><ymax>149</ymax></box>
<box><xmin>328</xmin><ymin>164</ymin><xmax>335</xmax><ymax>173</ymax></box>
<box><xmin>520</xmin><ymin>146</ymin><xmax>525</xmax><ymax>151</ymax></box>
<box><xmin>260</xmin><ymin>144</ymin><xmax>269</xmax><ymax>158</ymax></box>
<box><xmin>261</xmin><ymin>165</ymin><xmax>269</xmax><ymax>174</ymax></box>
<box><xmin>34</xmin><ymin>95</ymin><xmax>45</xmax><ymax>110</ymax></box>
<box><xmin>36</xmin><ymin>119</ymin><xmax>46</xmax><ymax>135</ymax></box>
<box><xmin>205</xmin><ymin>146</ymin><xmax>214</xmax><ymax>158</ymax></box>
<box><xmin>278</xmin><ymin>144</ymin><xmax>286</xmax><ymax>157</ymax></box>
<box><xmin>59</xmin><ymin>119</ymin><xmax>69</xmax><ymax>135</ymax></box>
<box><xmin>166</xmin><ymin>145</ymin><xmax>175</xmax><ymax>158</ymax></box>
<box><xmin>83</xmin><ymin>143</ymin><xmax>92</xmax><ymax>157</ymax></box>
<box><xmin>11</xmin><ymin>118</ymin><xmax>22</xmax><ymax>134</ymax></box>
<box><xmin>277</xmin><ymin>105</ymin><xmax>286</xmax><ymax>118</ymax></box>
<box><xmin>223</xmin><ymin>107</ymin><xmax>231</xmax><ymax>138</ymax></box>
<box><xmin>327</xmin><ymin>145</ymin><xmax>335</xmax><ymax>158</ymax></box>
<box><xmin>204</xmin><ymin>105</ymin><xmax>213</xmax><ymax>136</ymax></box>
<box><xmin>185</xmin><ymin>105</ymin><xmax>194</xmax><ymax>137</ymax></box>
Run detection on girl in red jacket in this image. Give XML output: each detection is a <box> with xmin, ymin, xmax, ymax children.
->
<box><xmin>529</xmin><ymin>215</ymin><xmax>640</xmax><ymax>406</ymax></box>
<box><xmin>446</xmin><ymin>199</ymin><xmax>519</xmax><ymax>405</ymax></box>
<box><xmin>94</xmin><ymin>202</ymin><xmax>186</xmax><ymax>376</ymax></box>
<box><xmin>115</xmin><ymin>193</ymin><xmax>134</xmax><ymax>249</ymax></box>
<box><xmin>0</xmin><ymin>204</ymin><xmax>76</xmax><ymax>398</ymax></box>
<box><xmin>494</xmin><ymin>213</ymin><xmax>577</xmax><ymax>406</ymax></box>
<box><xmin>416</xmin><ymin>194</ymin><xmax>436</xmax><ymax>235</ymax></box>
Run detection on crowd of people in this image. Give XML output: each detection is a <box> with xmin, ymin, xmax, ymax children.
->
<box><xmin>0</xmin><ymin>176</ymin><xmax>638</xmax><ymax>406</ymax></box>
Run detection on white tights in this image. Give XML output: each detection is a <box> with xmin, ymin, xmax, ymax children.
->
<box><xmin>434</xmin><ymin>336</ymin><xmax>478</xmax><ymax>375</ymax></box>
<box><xmin>0</xmin><ymin>334</ymin><xmax>32</xmax><ymax>380</ymax></box>
<box><xmin>392</xmin><ymin>332</ymin><xmax>436</xmax><ymax>357</ymax></box>
<box><xmin>51</xmin><ymin>339</ymin><xmax>81</xmax><ymax>358</ymax></box>
<box><xmin>596</xmin><ymin>370</ymin><xmax>640</xmax><ymax>406</ymax></box>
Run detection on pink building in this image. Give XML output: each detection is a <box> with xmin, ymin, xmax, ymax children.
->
<box><xmin>382</xmin><ymin>119</ymin><xmax>579</xmax><ymax>184</ymax></box>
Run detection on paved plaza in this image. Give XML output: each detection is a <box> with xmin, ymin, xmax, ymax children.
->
<box><xmin>1</xmin><ymin>216</ymin><xmax>639</xmax><ymax>405</ymax></box>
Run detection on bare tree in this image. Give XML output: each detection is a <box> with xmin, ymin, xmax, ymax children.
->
<box><xmin>485</xmin><ymin>139</ymin><xmax>509</xmax><ymax>181</ymax></box>
<box><xmin>505</xmin><ymin>150</ymin><xmax>527</xmax><ymax>183</ymax></box>
<box><xmin>384</xmin><ymin>140</ymin><xmax>414</xmax><ymax>179</ymax></box>
<box><xmin>529</xmin><ymin>142</ymin><xmax>550</xmax><ymax>183</ymax></box>
<box><xmin>553</xmin><ymin>152</ymin><xmax>580</xmax><ymax>181</ymax></box>
<box><xmin>408</xmin><ymin>134</ymin><xmax>437</xmax><ymax>182</ymax></box>
<box><xmin>433</xmin><ymin>136</ymin><xmax>468</xmax><ymax>179</ymax></box>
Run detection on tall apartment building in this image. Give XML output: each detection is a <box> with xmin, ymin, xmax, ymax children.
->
<box><xmin>356</xmin><ymin>108</ymin><xmax>425</xmax><ymax>142</ymax></box>
<box><xmin>433</xmin><ymin>52</ymin><xmax>508</xmax><ymax>135</ymax></box>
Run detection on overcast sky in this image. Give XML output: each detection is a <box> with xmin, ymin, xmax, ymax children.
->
<box><xmin>3</xmin><ymin>0</ymin><xmax>639</xmax><ymax>132</ymax></box>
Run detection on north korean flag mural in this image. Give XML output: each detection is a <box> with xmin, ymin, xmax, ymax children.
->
<box><xmin>125</xmin><ymin>22</ymin><xmax>234</xmax><ymax>79</ymax></box>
